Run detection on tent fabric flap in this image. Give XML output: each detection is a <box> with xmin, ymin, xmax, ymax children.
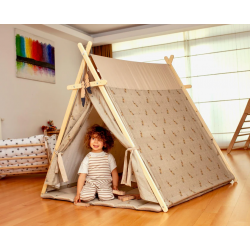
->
<box><xmin>45</xmin><ymin>93</ymin><xmax>92</xmax><ymax>186</ymax></box>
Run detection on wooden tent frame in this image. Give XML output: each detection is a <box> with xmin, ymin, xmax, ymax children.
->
<box><xmin>41</xmin><ymin>41</ymin><xmax>237</xmax><ymax>213</ymax></box>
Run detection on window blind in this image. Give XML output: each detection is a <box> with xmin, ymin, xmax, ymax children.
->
<box><xmin>112</xmin><ymin>25</ymin><xmax>250</xmax><ymax>148</ymax></box>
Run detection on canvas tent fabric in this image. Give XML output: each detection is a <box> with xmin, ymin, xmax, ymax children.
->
<box><xmin>42</xmin><ymin>51</ymin><xmax>235</xmax><ymax>212</ymax></box>
<box><xmin>44</xmin><ymin>134</ymin><xmax>57</xmax><ymax>160</ymax></box>
<box><xmin>107</xmin><ymin>87</ymin><xmax>234</xmax><ymax>206</ymax></box>
<box><xmin>42</xmin><ymin>187</ymin><xmax>162</xmax><ymax>212</ymax></box>
<box><xmin>91</xmin><ymin>55</ymin><xmax>235</xmax><ymax>207</ymax></box>
<box><xmin>90</xmin><ymin>55</ymin><xmax>180</xmax><ymax>90</ymax></box>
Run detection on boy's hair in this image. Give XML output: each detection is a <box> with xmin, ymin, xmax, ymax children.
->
<box><xmin>84</xmin><ymin>124</ymin><xmax>115</xmax><ymax>152</ymax></box>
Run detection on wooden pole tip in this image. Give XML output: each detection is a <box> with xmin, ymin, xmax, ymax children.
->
<box><xmin>164</xmin><ymin>55</ymin><xmax>174</xmax><ymax>65</ymax></box>
<box><xmin>164</xmin><ymin>56</ymin><xmax>169</xmax><ymax>61</ymax></box>
<box><xmin>87</xmin><ymin>41</ymin><xmax>93</xmax><ymax>46</ymax></box>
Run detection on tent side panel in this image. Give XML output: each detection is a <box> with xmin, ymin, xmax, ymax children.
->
<box><xmin>45</xmin><ymin>93</ymin><xmax>92</xmax><ymax>186</ymax></box>
<box><xmin>108</xmin><ymin>87</ymin><xmax>234</xmax><ymax>206</ymax></box>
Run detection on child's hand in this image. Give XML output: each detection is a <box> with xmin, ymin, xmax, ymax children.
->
<box><xmin>74</xmin><ymin>194</ymin><xmax>81</xmax><ymax>204</ymax></box>
<box><xmin>113</xmin><ymin>186</ymin><xmax>118</xmax><ymax>190</ymax></box>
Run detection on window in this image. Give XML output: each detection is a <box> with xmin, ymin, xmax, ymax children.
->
<box><xmin>113</xmin><ymin>25</ymin><xmax>250</xmax><ymax>148</ymax></box>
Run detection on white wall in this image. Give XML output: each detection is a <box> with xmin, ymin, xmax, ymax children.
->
<box><xmin>0</xmin><ymin>24</ymin><xmax>82</xmax><ymax>139</ymax></box>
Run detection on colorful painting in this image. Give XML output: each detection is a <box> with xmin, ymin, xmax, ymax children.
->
<box><xmin>15</xmin><ymin>29</ymin><xmax>55</xmax><ymax>83</ymax></box>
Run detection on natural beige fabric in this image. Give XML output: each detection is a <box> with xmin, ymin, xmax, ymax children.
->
<box><xmin>88</xmin><ymin>87</ymin><xmax>157</xmax><ymax>203</ymax></box>
<box><xmin>121</xmin><ymin>147</ymin><xmax>137</xmax><ymax>186</ymax></box>
<box><xmin>107</xmin><ymin>87</ymin><xmax>235</xmax><ymax>207</ymax></box>
<box><xmin>91</xmin><ymin>55</ymin><xmax>181</xmax><ymax>90</ymax></box>
<box><xmin>44</xmin><ymin>134</ymin><xmax>56</xmax><ymax>160</ymax></box>
<box><xmin>41</xmin><ymin>187</ymin><xmax>162</xmax><ymax>212</ymax></box>
<box><xmin>45</xmin><ymin>93</ymin><xmax>92</xmax><ymax>186</ymax></box>
<box><xmin>61</xmin><ymin>108</ymin><xmax>104</xmax><ymax>185</ymax></box>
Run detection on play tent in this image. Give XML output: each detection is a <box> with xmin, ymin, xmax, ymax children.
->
<box><xmin>41</xmin><ymin>41</ymin><xmax>236</xmax><ymax>212</ymax></box>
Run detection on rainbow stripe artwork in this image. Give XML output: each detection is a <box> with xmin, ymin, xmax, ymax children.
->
<box><xmin>15</xmin><ymin>29</ymin><xmax>55</xmax><ymax>83</ymax></box>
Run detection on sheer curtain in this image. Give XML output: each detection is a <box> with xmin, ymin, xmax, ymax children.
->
<box><xmin>112</xmin><ymin>24</ymin><xmax>250</xmax><ymax>148</ymax></box>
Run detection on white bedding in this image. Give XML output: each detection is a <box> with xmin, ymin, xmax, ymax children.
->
<box><xmin>0</xmin><ymin>135</ymin><xmax>49</xmax><ymax>175</ymax></box>
<box><xmin>45</xmin><ymin>134</ymin><xmax>56</xmax><ymax>159</ymax></box>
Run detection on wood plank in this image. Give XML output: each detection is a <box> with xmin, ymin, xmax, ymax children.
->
<box><xmin>89</xmin><ymin>80</ymin><xmax>107</xmax><ymax>87</ymax></box>
<box><xmin>0</xmin><ymin>155</ymin><xmax>47</xmax><ymax>161</ymax></box>
<box><xmin>237</xmin><ymin>133</ymin><xmax>250</xmax><ymax>136</ymax></box>
<box><xmin>204</xmin><ymin>181</ymin><xmax>245</xmax><ymax>213</ymax></box>
<box><xmin>1</xmin><ymin>170</ymin><xmax>47</xmax><ymax>175</ymax></box>
<box><xmin>67</xmin><ymin>79</ymin><xmax>107</xmax><ymax>89</ymax></box>
<box><xmin>234</xmin><ymin>140</ymin><xmax>248</xmax><ymax>143</ymax></box>
<box><xmin>67</xmin><ymin>84</ymin><xmax>82</xmax><ymax>90</ymax></box>
<box><xmin>193</xmin><ymin>212</ymin><xmax>217</xmax><ymax>226</ymax></box>
<box><xmin>0</xmin><ymin>164</ymin><xmax>49</xmax><ymax>170</ymax></box>
<box><xmin>210</xmin><ymin>206</ymin><xmax>235</xmax><ymax>226</ymax></box>
<box><xmin>227</xmin><ymin>189</ymin><xmax>250</xmax><ymax>225</ymax></box>
<box><xmin>228</xmin><ymin>100</ymin><xmax>250</xmax><ymax>153</ymax></box>
<box><xmin>74</xmin><ymin>202</ymin><xmax>90</xmax><ymax>207</ymax></box>
<box><xmin>161</xmin><ymin>208</ymin><xmax>204</xmax><ymax>226</ymax></box>
<box><xmin>0</xmin><ymin>143</ymin><xmax>45</xmax><ymax>149</ymax></box>
<box><xmin>231</xmin><ymin>146</ymin><xmax>245</xmax><ymax>150</ymax></box>
<box><xmin>244</xmin><ymin>134</ymin><xmax>250</xmax><ymax>149</ymax></box>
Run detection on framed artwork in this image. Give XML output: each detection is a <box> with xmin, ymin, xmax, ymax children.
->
<box><xmin>15</xmin><ymin>29</ymin><xmax>55</xmax><ymax>83</ymax></box>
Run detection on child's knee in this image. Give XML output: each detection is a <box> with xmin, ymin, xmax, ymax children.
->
<box><xmin>99</xmin><ymin>195</ymin><xmax>114</xmax><ymax>201</ymax></box>
<box><xmin>80</xmin><ymin>186</ymin><xmax>96</xmax><ymax>201</ymax></box>
<box><xmin>80</xmin><ymin>193</ymin><xmax>95</xmax><ymax>202</ymax></box>
<box><xmin>98</xmin><ymin>190</ymin><xmax>114</xmax><ymax>201</ymax></box>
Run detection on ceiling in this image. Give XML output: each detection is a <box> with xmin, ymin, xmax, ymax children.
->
<box><xmin>66</xmin><ymin>24</ymin><xmax>144</xmax><ymax>35</ymax></box>
<box><xmin>25</xmin><ymin>24</ymin><xmax>222</xmax><ymax>46</ymax></box>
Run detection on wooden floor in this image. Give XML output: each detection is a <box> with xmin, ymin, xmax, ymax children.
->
<box><xmin>1</xmin><ymin>149</ymin><xmax>250</xmax><ymax>226</ymax></box>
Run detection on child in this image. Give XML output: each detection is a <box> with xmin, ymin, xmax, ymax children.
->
<box><xmin>74</xmin><ymin>124</ymin><xmax>119</xmax><ymax>204</ymax></box>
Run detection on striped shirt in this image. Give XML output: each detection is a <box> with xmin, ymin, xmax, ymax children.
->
<box><xmin>78</xmin><ymin>152</ymin><xmax>117</xmax><ymax>179</ymax></box>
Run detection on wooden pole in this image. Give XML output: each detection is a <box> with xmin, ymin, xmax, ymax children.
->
<box><xmin>0</xmin><ymin>155</ymin><xmax>47</xmax><ymax>161</ymax></box>
<box><xmin>2</xmin><ymin>170</ymin><xmax>47</xmax><ymax>175</ymax></box>
<box><xmin>67</xmin><ymin>80</ymin><xmax>107</xmax><ymax>90</ymax></box>
<box><xmin>0</xmin><ymin>143</ymin><xmax>45</xmax><ymax>148</ymax></box>
<box><xmin>164</xmin><ymin>55</ymin><xmax>237</xmax><ymax>182</ymax></box>
<box><xmin>41</xmin><ymin>41</ymin><xmax>93</xmax><ymax>195</ymax></box>
<box><xmin>78</xmin><ymin>43</ymin><xmax>168</xmax><ymax>212</ymax></box>
<box><xmin>244</xmin><ymin>134</ymin><xmax>250</xmax><ymax>149</ymax></box>
<box><xmin>0</xmin><ymin>164</ymin><xmax>49</xmax><ymax>170</ymax></box>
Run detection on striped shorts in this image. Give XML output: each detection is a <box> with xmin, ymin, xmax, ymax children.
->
<box><xmin>80</xmin><ymin>179</ymin><xmax>114</xmax><ymax>202</ymax></box>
